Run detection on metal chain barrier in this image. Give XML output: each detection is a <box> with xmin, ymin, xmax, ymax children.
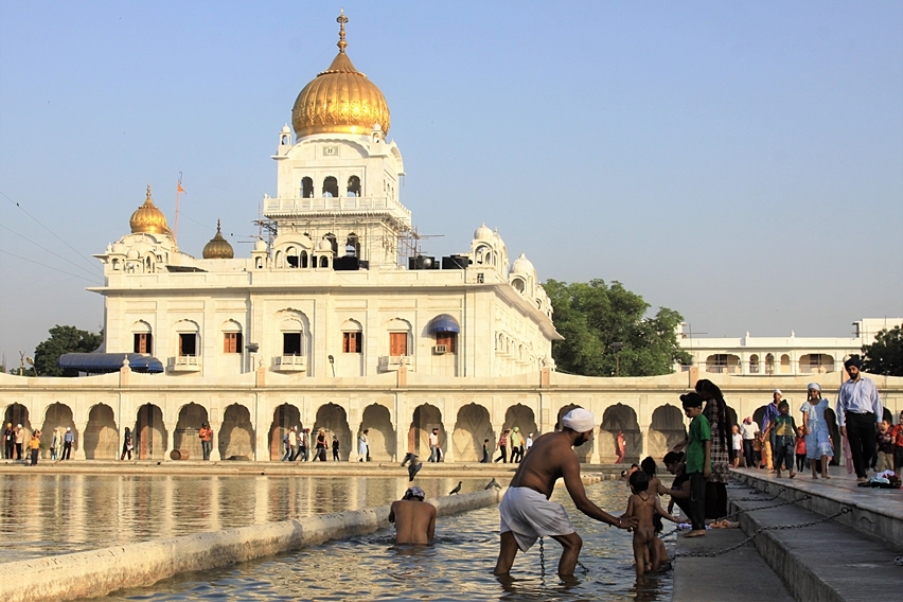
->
<box><xmin>538</xmin><ymin>536</ymin><xmax>589</xmax><ymax>577</ymax></box>
<box><xmin>718</xmin><ymin>494</ymin><xmax>812</xmax><ymax>520</ymax></box>
<box><xmin>673</xmin><ymin>507</ymin><xmax>851</xmax><ymax>559</ymax></box>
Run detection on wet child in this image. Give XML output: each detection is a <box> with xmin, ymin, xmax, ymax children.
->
<box><xmin>795</xmin><ymin>427</ymin><xmax>807</xmax><ymax>473</ymax></box>
<box><xmin>680</xmin><ymin>392</ymin><xmax>710</xmax><ymax>538</ymax></box>
<box><xmin>773</xmin><ymin>401</ymin><xmax>798</xmax><ymax>478</ymax></box>
<box><xmin>639</xmin><ymin>457</ymin><xmax>672</xmax><ymax>570</ymax></box>
<box><xmin>625</xmin><ymin>470</ymin><xmax>675</xmax><ymax>576</ymax></box>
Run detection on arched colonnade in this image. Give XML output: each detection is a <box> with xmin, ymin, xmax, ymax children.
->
<box><xmin>1</xmin><ymin>399</ymin><xmax>692</xmax><ymax>463</ymax></box>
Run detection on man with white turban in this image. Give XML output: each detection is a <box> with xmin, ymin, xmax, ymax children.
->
<box><xmin>494</xmin><ymin>408</ymin><xmax>636</xmax><ymax>579</ymax></box>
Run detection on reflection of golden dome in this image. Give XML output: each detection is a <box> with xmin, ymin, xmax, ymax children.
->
<box><xmin>291</xmin><ymin>11</ymin><xmax>390</xmax><ymax>138</ymax></box>
<box><xmin>203</xmin><ymin>220</ymin><xmax>234</xmax><ymax>259</ymax></box>
<box><xmin>130</xmin><ymin>185</ymin><xmax>172</xmax><ymax>235</ymax></box>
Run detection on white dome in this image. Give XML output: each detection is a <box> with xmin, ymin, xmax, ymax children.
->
<box><xmin>510</xmin><ymin>253</ymin><xmax>535</xmax><ymax>276</ymax></box>
<box><xmin>474</xmin><ymin>223</ymin><xmax>493</xmax><ymax>240</ymax></box>
<box><xmin>254</xmin><ymin>238</ymin><xmax>268</xmax><ymax>252</ymax></box>
<box><xmin>126</xmin><ymin>249</ymin><xmax>139</xmax><ymax>259</ymax></box>
<box><xmin>317</xmin><ymin>238</ymin><xmax>334</xmax><ymax>252</ymax></box>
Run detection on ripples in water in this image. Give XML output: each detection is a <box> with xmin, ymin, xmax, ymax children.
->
<box><xmin>97</xmin><ymin>482</ymin><xmax>672</xmax><ymax>602</ymax></box>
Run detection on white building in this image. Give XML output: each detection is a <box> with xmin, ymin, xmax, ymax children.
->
<box><xmin>89</xmin><ymin>14</ymin><xmax>558</xmax><ymax>382</ymax></box>
<box><xmin>678</xmin><ymin>318</ymin><xmax>902</xmax><ymax>375</ymax></box>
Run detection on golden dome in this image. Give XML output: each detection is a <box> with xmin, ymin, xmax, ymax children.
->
<box><xmin>130</xmin><ymin>185</ymin><xmax>172</xmax><ymax>236</ymax></box>
<box><xmin>291</xmin><ymin>11</ymin><xmax>390</xmax><ymax>138</ymax></box>
<box><xmin>203</xmin><ymin>220</ymin><xmax>234</xmax><ymax>259</ymax></box>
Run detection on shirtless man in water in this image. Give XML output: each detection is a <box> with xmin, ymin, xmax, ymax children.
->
<box><xmin>388</xmin><ymin>487</ymin><xmax>436</xmax><ymax>544</ymax></box>
<box><xmin>494</xmin><ymin>408</ymin><xmax>637</xmax><ymax>578</ymax></box>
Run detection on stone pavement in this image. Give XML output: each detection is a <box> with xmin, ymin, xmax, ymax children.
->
<box><xmin>673</xmin><ymin>470</ymin><xmax>903</xmax><ymax>601</ymax></box>
<box><xmin>672</xmin><ymin>528</ymin><xmax>794</xmax><ymax>602</ymax></box>
<box><xmin>729</xmin><ymin>469</ymin><xmax>902</xmax><ymax>602</ymax></box>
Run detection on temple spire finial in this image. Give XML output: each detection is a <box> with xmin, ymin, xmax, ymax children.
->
<box><xmin>337</xmin><ymin>8</ymin><xmax>349</xmax><ymax>53</ymax></box>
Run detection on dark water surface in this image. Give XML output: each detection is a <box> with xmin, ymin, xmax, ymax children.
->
<box><xmin>92</xmin><ymin>481</ymin><xmax>672</xmax><ymax>602</ymax></box>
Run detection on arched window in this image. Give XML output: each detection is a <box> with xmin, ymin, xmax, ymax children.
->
<box><xmin>324</xmin><ymin>233</ymin><xmax>338</xmax><ymax>255</ymax></box>
<box><xmin>428</xmin><ymin>315</ymin><xmax>459</xmax><ymax>354</ymax></box>
<box><xmin>765</xmin><ymin>353</ymin><xmax>776</xmax><ymax>375</ymax></box>
<box><xmin>322</xmin><ymin>176</ymin><xmax>338</xmax><ymax>198</ymax></box>
<box><xmin>301</xmin><ymin>177</ymin><xmax>314</xmax><ymax>198</ymax></box>
<box><xmin>347</xmin><ymin>175</ymin><xmax>361</xmax><ymax>197</ymax></box>
<box><xmin>780</xmin><ymin>354</ymin><xmax>791</xmax><ymax>374</ymax></box>
<box><xmin>175</xmin><ymin>320</ymin><xmax>200</xmax><ymax>357</ymax></box>
<box><xmin>222</xmin><ymin>320</ymin><xmax>243</xmax><ymax>354</ymax></box>
<box><xmin>132</xmin><ymin>321</ymin><xmax>153</xmax><ymax>354</ymax></box>
<box><xmin>286</xmin><ymin>246</ymin><xmax>299</xmax><ymax>268</ymax></box>
<box><xmin>511</xmin><ymin>278</ymin><xmax>525</xmax><ymax>293</ymax></box>
<box><xmin>319</xmin><ymin>255</ymin><xmax>329</xmax><ymax>268</ymax></box>
<box><xmin>386</xmin><ymin>319</ymin><xmax>411</xmax><ymax>357</ymax></box>
<box><xmin>749</xmin><ymin>354</ymin><xmax>760</xmax><ymax>374</ymax></box>
<box><xmin>345</xmin><ymin>233</ymin><xmax>360</xmax><ymax>257</ymax></box>
<box><xmin>281</xmin><ymin>319</ymin><xmax>304</xmax><ymax>356</ymax></box>
<box><xmin>342</xmin><ymin>319</ymin><xmax>363</xmax><ymax>354</ymax></box>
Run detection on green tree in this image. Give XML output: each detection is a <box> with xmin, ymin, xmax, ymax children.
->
<box><xmin>31</xmin><ymin>325</ymin><xmax>104</xmax><ymax>377</ymax></box>
<box><xmin>862</xmin><ymin>324</ymin><xmax>903</xmax><ymax>377</ymax></box>
<box><xmin>545</xmin><ymin>279</ymin><xmax>691</xmax><ymax>377</ymax></box>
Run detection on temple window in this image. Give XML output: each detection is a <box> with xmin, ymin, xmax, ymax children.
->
<box><xmin>301</xmin><ymin>177</ymin><xmax>314</xmax><ymax>198</ymax></box>
<box><xmin>322</xmin><ymin>176</ymin><xmax>339</xmax><ymax>198</ymax></box>
<box><xmin>347</xmin><ymin>175</ymin><xmax>361</xmax><ymax>197</ymax></box>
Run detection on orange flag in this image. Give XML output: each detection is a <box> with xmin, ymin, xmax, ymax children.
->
<box><xmin>177</xmin><ymin>182</ymin><xmax>185</xmax><ymax>194</ymax></box>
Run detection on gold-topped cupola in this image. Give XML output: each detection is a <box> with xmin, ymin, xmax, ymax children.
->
<box><xmin>202</xmin><ymin>220</ymin><xmax>234</xmax><ymax>259</ymax></box>
<box><xmin>291</xmin><ymin>10</ymin><xmax>391</xmax><ymax>138</ymax></box>
<box><xmin>129</xmin><ymin>185</ymin><xmax>172</xmax><ymax>236</ymax></box>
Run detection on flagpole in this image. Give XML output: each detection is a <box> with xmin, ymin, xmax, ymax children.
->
<box><xmin>174</xmin><ymin>172</ymin><xmax>183</xmax><ymax>245</ymax></box>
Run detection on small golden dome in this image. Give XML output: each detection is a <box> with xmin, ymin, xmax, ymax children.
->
<box><xmin>291</xmin><ymin>11</ymin><xmax>390</xmax><ymax>138</ymax></box>
<box><xmin>130</xmin><ymin>185</ymin><xmax>172</xmax><ymax>235</ymax></box>
<box><xmin>203</xmin><ymin>220</ymin><xmax>234</xmax><ymax>259</ymax></box>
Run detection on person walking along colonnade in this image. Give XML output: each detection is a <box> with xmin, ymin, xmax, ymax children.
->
<box><xmin>1</xmin><ymin>366</ymin><xmax>901</xmax><ymax>465</ymax></box>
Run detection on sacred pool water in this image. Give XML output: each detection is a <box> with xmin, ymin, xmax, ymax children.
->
<box><xmin>1</xmin><ymin>476</ymin><xmax>671</xmax><ymax>601</ymax></box>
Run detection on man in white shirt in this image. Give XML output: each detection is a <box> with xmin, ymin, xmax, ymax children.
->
<box><xmin>739</xmin><ymin>418</ymin><xmax>759</xmax><ymax>468</ymax></box>
<box><xmin>836</xmin><ymin>356</ymin><xmax>883</xmax><ymax>481</ymax></box>
<box><xmin>428</xmin><ymin>428</ymin><xmax>442</xmax><ymax>462</ymax></box>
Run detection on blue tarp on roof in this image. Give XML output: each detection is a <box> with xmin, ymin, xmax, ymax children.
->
<box><xmin>427</xmin><ymin>314</ymin><xmax>460</xmax><ymax>334</ymax></box>
<box><xmin>57</xmin><ymin>353</ymin><xmax>164</xmax><ymax>374</ymax></box>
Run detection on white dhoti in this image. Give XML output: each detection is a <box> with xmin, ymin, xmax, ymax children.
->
<box><xmin>499</xmin><ymin>486</ymin><xmax>575</xmax><ymax>551</ymax></box>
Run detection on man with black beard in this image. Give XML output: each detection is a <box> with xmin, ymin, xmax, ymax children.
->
<box><xmin>494</xmin><ymin>408</ymin><xmax>636</xmax><ymax>579</ymax></box>
<box><xmin>836</xmin><ymin>356</ymin><xmax>883</xmax><ymax>482</ymax></box>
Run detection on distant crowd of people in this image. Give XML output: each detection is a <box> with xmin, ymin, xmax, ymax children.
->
<box><xmin>734</xmin><ymin>357</ymin><xmax>898</xmax><ymax>482</ymax></box>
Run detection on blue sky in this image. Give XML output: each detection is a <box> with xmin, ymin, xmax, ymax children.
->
<box><xmin>1</xmin><ymin>1</ymin><xmax>901</xmax><ymax>365</ymax></box>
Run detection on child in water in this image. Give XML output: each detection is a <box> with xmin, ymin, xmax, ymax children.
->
<box><xmin>625</xmin><ymin>470</ymin><xmax>676</xmax><ymax>576</ymax></box>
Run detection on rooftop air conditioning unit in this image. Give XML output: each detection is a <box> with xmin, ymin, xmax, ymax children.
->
<box><xmin>432</xmin><ymin>344</ymin><xmax>448</xmax><ymax>355</ymax></box>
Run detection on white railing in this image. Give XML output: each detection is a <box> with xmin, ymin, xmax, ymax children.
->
<box><xmin>273</xmin><ymin>355</ymin><xmax>307</xmax><ymax>372</ymax></box>
<box><xmin>168</xmin><ymin>356</ymin><xmax>201</xmax><ymax>372</ymax></box>
<box><xmin>264</xmin><ymin>195</ymin><xmax>411</xmax><ymax>219</ymax></box>
<box><xmin>378</xmin><ymin>355</ymin><xmax>412</xmax><ymax>373</ymax></box>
